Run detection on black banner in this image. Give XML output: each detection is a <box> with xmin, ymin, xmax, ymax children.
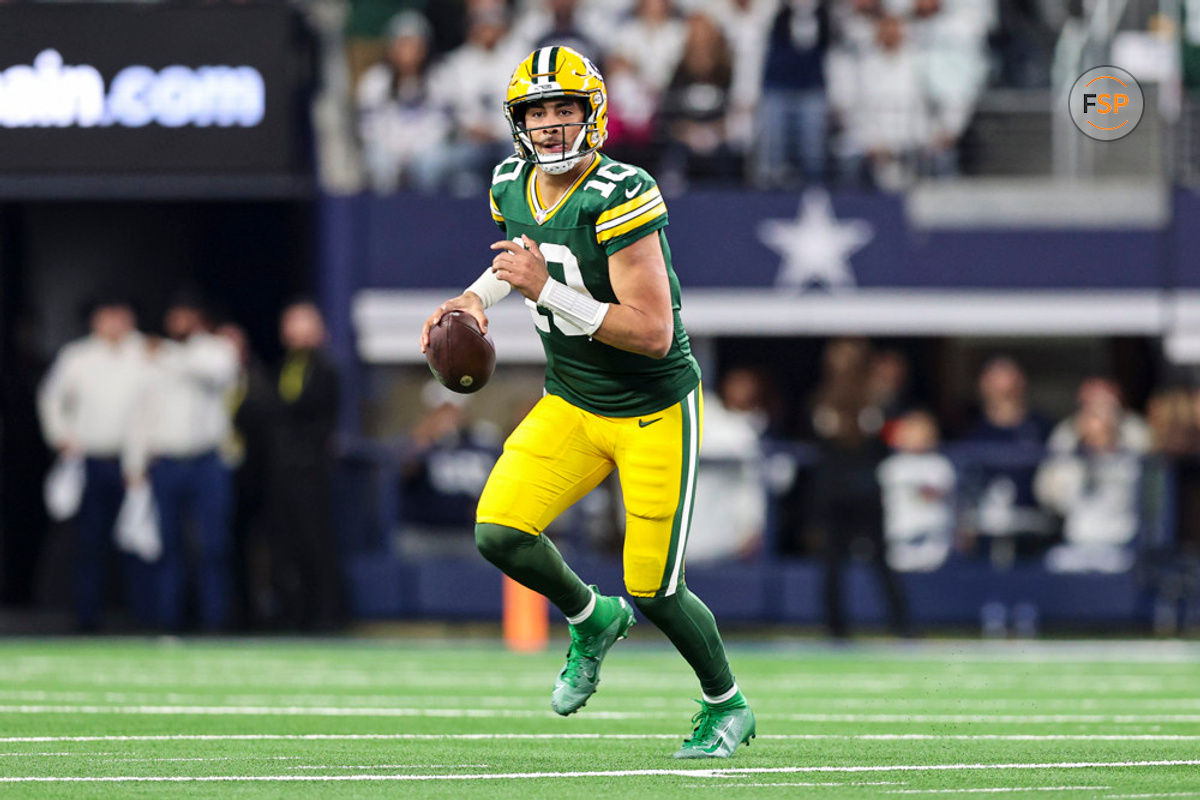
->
<box><xmin>0</xmin><ymin>3</ymin><xmax>312</xmax><ymax>176</ymax></box>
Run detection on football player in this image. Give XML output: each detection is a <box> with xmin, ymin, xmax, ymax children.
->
<box><xmin>419</xmin><ymin>45</ymin><xmax>755</xmax><ymax>758</ymax></box>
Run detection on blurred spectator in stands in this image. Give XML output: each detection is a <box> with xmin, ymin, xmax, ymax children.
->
<box><xmin>658</xmin><ymin>12</ymin><xmax>740</xmax><ymax>188</ymax></box>
<box><xmin>604</xmin><ymin>52</ymin><xmax>660</xmax><ymax>162</ymax></box>
<box><xmin>1146</xmin><ymin>385</ymin><xmax>1200</xmax><ymax>553</ymax></box>
<box><xmin>510</xmin><ymin>0</ymin><xmax>604</xmax><ymax>62</ymax></box>
<box><xmin>867</xmin><ymin>348</ymin><xmax>914</xmax><ymax>446</ymax></box>
<box><xmin>688</xmin><ymin>368</ymin><xmax>770</xmax><ymax>563</ymax></box>
<box><xmin>807</xmin><ymin>338</ymin><xmax>911</xmax><ymax>638</ymax></box>
<box><xmin>878</xmin><ymin>409</ymin><xmax>955</xmax><ymax>572</ymax></box>
<box><xmin>398</xmin><ymin>380</ymin><xmax>501</xmax><ymax>556</ymax></box>
<box><xmin>828</xmin><ymin>13</ymin><xmax>928</xmax><ymax>190</ymax></box>
<box><xmin>428</xmin><ymin>4</ymin><xmax>526</xmax><ymax>195</ymax></box>
<box><xmin>990</xmin><ymin>0</ymin><xmax>1057</xmax><ymax>88</ymax></box>
<box><xmin>611</xmin><ymin>0</ymin><xmax>687</xmax><ymax>95</ymax></box>
<box><xmin>344</xmin><ymin>0</ymin><xmax>469</xmax><ymax>87</ymax></box>
<box><xmin>125</xmin><ymin>294</ymin><xmax>239</xmax><ymax>631</ymax></box>
<box><xmin>754</xmin><ymin>0</ymin><xmax>831</xmax><ymax>188</ymax></box>
<box><xmin>910</xmin><ymin>0</ymin><xmax>990</xmax><ymax>177</ymax></box>
<box><xmin>1036</xmin><ymin>400</ymin><xmax>1143</xmax><ymax>573</ymax></box>
<box><xmin>37</xmin><ymin>293</ymin><xmax>149</xmax><ymax>631</ymax></box>
<box><xmin>1048</xmin><ymin>377</ymin><xmax>1152</xmax><ymax>455</ymax></box>
<box><xmin>958</xmin><ymin>356</ymin><xmax>1053</xmax><ymax>563</ymax></box>
<box><xmin>265</xmin><ymin>300</ymin><xmax>344</xmax><ymax>630</ymax></box>
<box><xmin>356</xmin><ymin>11</ymin><xmax>453</xmax><ymax>193</ymax></box>
<box><xmin>709</xmin><ymin>0</ymin><xmax>775</xmax><ymax>158</ymax></box>
<box><xmin>216</xmin><ymin>323</ymin><xmax>276</xmax><ymax>630</ymax></box>
<box><xmin>1147</xmin><ymin>385</ymin><xmax>1200</xmax><ymax>457</ymax></box>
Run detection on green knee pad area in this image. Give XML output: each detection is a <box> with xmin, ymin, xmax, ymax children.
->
<box><xmin>473</xmin><ymin>523</ymin><xmax>592</xmax><ymax>618</ymax></box>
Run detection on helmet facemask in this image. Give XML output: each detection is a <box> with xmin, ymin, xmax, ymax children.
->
<box><xmin>509</xmin><ymin>97</ymin><xmax>597</xmax><ymax>174</ymax></box>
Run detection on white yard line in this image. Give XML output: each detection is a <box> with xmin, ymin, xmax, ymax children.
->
<box><xmin>4</xmin><ymin>704</ymin><xmax>1200</xmax><ymax>724</ymax></box>
<box><xmin>4</xmin><ymin>689</ymin><xmax>1200</xmax><ymax>711</ymax></box>
<box><xmin>886</xmin><ymin>788</ymin><xmax>1111</xmax><ymax>794</ymax></box>
<box><xmin>0</xmin><ymin>752</ymin><xmax>115</xmax><ymax>756</ymax></box>
<box><xmin>683</xmin><ymin>782</ymin><xmax>908</xmax><ymax>788</ymax></box>
<box><xmin>3</xmin><ymin>733</ymin><xmax>1200</xmax><ymax>744</ymax></box>
<box><xmin>0</xmin><ymin>760</ymin><xmax>1197</xmax><ymax>783</ymax></box>
<box><xmin>0</xmin><ymin>672</ymin><xmax>1195</xmax><ymax>694</ymax></box>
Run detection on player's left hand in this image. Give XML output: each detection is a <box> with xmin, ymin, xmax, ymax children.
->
<box><xmin>490</xmin><ymin>235</ymin><xmax>549</xmax><ymax>301</ymax></box>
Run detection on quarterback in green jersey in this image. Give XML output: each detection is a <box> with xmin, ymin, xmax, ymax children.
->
<box><xmin>419</xmin><ymin>45</ymin><xmax>754</xmax><ymax>759</ymax></box>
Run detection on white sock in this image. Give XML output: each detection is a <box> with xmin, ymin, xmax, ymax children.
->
<box><xmin>702</xmin><ymin>683</ymin><xmax>740</xmax><ymax>705</ymax></box>
<box><xmin>565</xmin><ymin>590</ymin><xmax>597</xmax><ymax>625</ymax></box>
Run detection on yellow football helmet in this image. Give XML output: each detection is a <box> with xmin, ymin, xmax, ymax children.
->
<box><xmin>504</xmin><ymin>45</ymin><xmax>608</xmax><ymax>174</ymax></box>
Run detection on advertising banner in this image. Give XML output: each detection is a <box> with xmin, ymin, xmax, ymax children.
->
<box><xmin>0</xmin><ymin>3</ymin><xmax>311</xmax><ymax>176</ymax></box>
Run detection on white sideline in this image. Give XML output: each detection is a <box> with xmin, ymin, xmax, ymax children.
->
<box><xmin>885</xmin><ymin>788</ymin><xmax>1110</xmax><ymax>795</ymax></box>
<box><xmin>3</xmin><ymin>733</ymin><xmax>1200</xmax><ymax>744</ymax></box>
<box><xmin>5</xmin><ymin>704</ymin><xmax>1200</xmax><ymax>723</ymax></box>
<box><xmin>0</xmin><ymin>760</ymin><xmax>1197</xmax><ymax>783</ymax></box>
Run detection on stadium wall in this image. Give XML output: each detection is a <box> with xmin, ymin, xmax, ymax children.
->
<box><xmin>325</xmin><ymin>185</ymin><xmax>1200</xmax><ymax>370</ymax></box>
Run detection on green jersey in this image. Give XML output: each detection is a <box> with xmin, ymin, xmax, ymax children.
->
<box><xmin>488</xmin><ymin>153</ymin><xmax>700</xmax><ymax>417</ymax></box>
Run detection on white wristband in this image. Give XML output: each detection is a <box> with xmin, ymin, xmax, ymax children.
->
<box><xmin>536</xmin><ymin>278</ymin><xmax>609</xmax><ymax>336</ymax></box>
<box><xmin>466</xmin><ymin>267</ymin><xmax>512</xmax><ymax>309</ymax></box>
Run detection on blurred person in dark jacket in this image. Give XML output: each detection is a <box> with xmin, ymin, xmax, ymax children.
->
<box><xmin>959</xmin><ymin>356</ymin><xmax>1053</xmax><ymax>561</ymax></box>
<box><xmin>265</xmin><ymin>300</ymin><xmax>344</xmax><ymax>630</ymax></box>
<box><xmin>216</xmin><ymin>323</ymin><xmax>276</xmax><ymax>629</ymax></box>
<box><xmin>659</xmin><ymin>11</ymin><xmax>739</xmax><ymax>187</ymax></box>
<box><xmin>755</xmin><ymin>0</ymin><xmax>831</xmax><ymax>187</ymax></box>
<box><xmin>807</xmin><ymin>338</ymin><xmax>910</xmax><ymax>638</ymax></box>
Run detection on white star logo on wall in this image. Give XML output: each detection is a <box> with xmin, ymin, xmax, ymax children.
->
<box><xmin>758</xmin><ymin>189</ymin><xmax>874</xmax><ymax>291</ymax></box>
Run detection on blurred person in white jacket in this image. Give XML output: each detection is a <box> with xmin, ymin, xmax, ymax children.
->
<box><xmin>37</xmin><ymin>294</ymin><xmax>151</xmax><ymax>631</ymax></box>
<box><xmin>877</xmin><ymin>409</ymin><xmax>956</xmax><ymax>572</ymax></box>
<box><xmin>827</xmin><ymin>14</ymin><xmax>929</xmax><ymax>189</ymax></box>
<box><xmin>687</xmin><ymin>368</ymin><xmax>770</xmax><ymax>564</ymax></box>
<box><xmin>356</xmin><ymin>11</ymin><xmax>452</xmax><ymax>193</ymax></box>
<box><xmin>1035</xmin><ymin>400</ymin><xmax>1143</xmax><ymax>573</ymax></box>
<box><xmin>124</xmin><ymin>296</ymin><xmax>239</xmax><ymax>631</ymax></box>
<box><xmin>427</xmin><ymin>5</ymin><xmax>528</xmax><ymax>195</ymax></box>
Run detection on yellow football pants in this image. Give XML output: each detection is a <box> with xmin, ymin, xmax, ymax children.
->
<box><xmin>476</xmin><ymin>387</ymin><xmax>702</xmax><ymax>597</ymax></box>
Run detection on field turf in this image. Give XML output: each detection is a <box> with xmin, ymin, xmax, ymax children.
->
<box><xmin>0</xmin><ymin>636</ymin><xmax>1198</xmax><ymax>798</ymax></box>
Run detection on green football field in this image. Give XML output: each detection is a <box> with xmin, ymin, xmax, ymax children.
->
<box><xmin>0</xmin><ymin>636</ymin><xmax>1198</xmax><ymax>799</ymax></box>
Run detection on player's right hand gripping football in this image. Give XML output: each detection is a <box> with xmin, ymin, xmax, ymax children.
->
<box><xmin>419</xmin><ymin>293</ymin><xmax>488</xmax><ymax>354</ymax></box>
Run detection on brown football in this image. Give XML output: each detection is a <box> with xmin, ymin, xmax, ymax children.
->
<box><xmin>426</xmin><ymin>310</ymin><xmax>496</xmax><ymax>394</ymax></box>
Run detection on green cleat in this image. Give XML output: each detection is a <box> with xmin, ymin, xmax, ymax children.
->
<box><xmin>672</xmin><ymin>694</ymin><xmax>756</xmax><ymax>759</ymax></box>
<box><xmin>550</xmin><ymin>593</ymin><xmax>635</xmax><ymax>716</ymax></box>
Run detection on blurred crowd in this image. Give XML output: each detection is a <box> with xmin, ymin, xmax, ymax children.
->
<box><xmin>700</xmin><ymin>339</ymin><xmax>1200</xmax><ymax>633</ymax></box>
<box><xmin>703</xmin><ymin>342</ymin><xmax>1200</xmax><ymax>635</ymax></box>
<box><xmin>390</xmin><ymin>336</ymin><xmax>1200</xmax><ymax>636</ymax></box>
<box><xmin>31</xmin><ymin>293</ymin><xmax>344</xmax><ymax>633</ymax></box>
<box><xmin>348</xmin><ymin>0</ymin><xmax>1004</xmax><ymax>194</ymax></box>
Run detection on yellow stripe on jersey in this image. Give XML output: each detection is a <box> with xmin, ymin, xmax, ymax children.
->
<box><xmin>595</xmin><ymin>187</ymin><xmax>663</xmax><ymax>228</ymax></box>
<box><xmin>595</xmin><ymin>195</ymin><xmax>667</xmax><ymax>244</ymax></box>
<box><xmin>489</xmin><ymin>190</ymin><xmax>503</xmax><ymax>223</ymax></box>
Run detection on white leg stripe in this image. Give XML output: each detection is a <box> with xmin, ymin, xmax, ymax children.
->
<box><xmin>666</xmin><ymin>388</ymin><xmax>698</xmax><ymax>596</ymax></box>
